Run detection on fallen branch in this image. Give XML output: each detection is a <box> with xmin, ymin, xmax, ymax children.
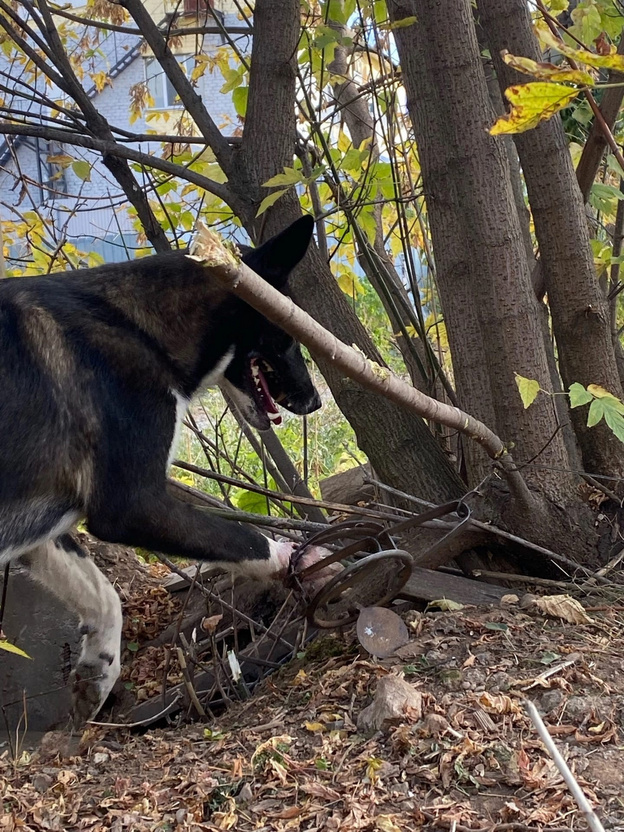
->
<box><xmin>189</xmin><ymin>225</ymin><xmax>534</xmax><ymax>509</ymax></box>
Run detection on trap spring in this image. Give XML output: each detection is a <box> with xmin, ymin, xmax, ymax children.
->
<box><xmin>289</xmin><ymin>500</ymin><xmax>472</xmax><ymax>628</ymax></box>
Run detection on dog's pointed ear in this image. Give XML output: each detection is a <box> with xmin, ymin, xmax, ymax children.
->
<box><xmin>241</xmin><ymin>215</ymin><xmax>314</xmax><ymax>289</ymax></box>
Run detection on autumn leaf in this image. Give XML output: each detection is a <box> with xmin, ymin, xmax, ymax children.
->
<box><xmin>72</xmin><ymin>160</ymin><xmax>91</xmax><ymax>182</ymax></box>
<box><xmin>0</xmin><ymin>640</ymin><xmax>31</xmax><ymax>659</ymax></box>
<box><xmin>534</xmin><ymin>594</ymin><xmax>594</xmax><ymax>625</ymax></box>
<box><xmin>90</xmin><ymin>71</ymin><xmax>111</xmax><ymax>93</ymax></box>
<box><xmin>539</xmin><ymin>27</ymin><xmax>624</xmax><ymax>73</ymax></box>
<box><xmin>502</xmin><ymin>51</ymin><xmax>593</xmax><ymax>85</ymax></box>
<box><xmin>515</xmin><ymin>374</ymin><xmax>541</xmax><ymax>408</ymax></box>
<box><xmin>490</xmin><ymin>83</ymin><xmax>579</xmax><ymax>135</ymax></box>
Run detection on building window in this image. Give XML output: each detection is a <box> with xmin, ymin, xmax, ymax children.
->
<box><xmin>144</xmin><ymin>55</ymin><xmax>193</xmax><ymax>109</ymax></box>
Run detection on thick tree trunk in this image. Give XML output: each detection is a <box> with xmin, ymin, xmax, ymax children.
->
<box><xmin>389</xmin><ymin>0</ymin><xmax>572</xmax><ymax>502</ymax></box>
<box><xmin>478</xmin><ymin>0</ymin><xmax>624</xmax><ymax>479</ymax></box>
<box><xmin>475</xmin><ymin>15</ymin><xmax>582</xmax><ymax>471</ymax></box>
<box><xmin>231</xmin><ymin>0</ymin><xmax>465</xmax><ymax>502</ymax></box>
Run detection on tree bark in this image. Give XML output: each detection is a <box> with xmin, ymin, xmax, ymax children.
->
<box><xmin>229</xmin><ymin>0</ymin><xmax>465</xmax><ymax>502</ymax></box>
<box><xmin>475</xmin><ymin>15</ymin><xmax>581</xmax><ymax>471</ymax></box>
<box><xmin>478</xmin><ymin>0</ymin><xmax>624</xmax><ymax>479</ymax></box>
<box><xmin>389</xmin><ymin>0</ymin><xmax>572</xmax><ymax>501</ymax></box>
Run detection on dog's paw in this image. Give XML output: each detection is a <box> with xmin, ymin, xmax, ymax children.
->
<box><xmin>71</xmin><ymin>630</ymin><xmax>120</xmax><ymax>725</ymax></box>
<box><xmin>267</xmin><ymin>538</ymin><xmax>342</xmax><ymax>594</ymax></box>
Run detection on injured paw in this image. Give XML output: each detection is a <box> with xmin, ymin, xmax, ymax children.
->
<box><xmin>268</xmin><ymin>538</ymin><xmax>343</xmax><ymax>594</ymax></box>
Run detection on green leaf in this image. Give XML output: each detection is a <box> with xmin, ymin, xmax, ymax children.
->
<box><xmin>72</xmin><ymin>160</ymin><xmax>91</xmax><ymax>182</ymax></box>
<box><xmin>589</xmin><ymin>183</ymin><xmax>624</xmax><ymax>214</ymax></box>
<box><xmin>380</xmin><ymin>15</ymin><xmax>417</xmax><ymax>30</ymax></box>
<box><xmin>219</xmin><ymin>66</ymin><xmax>245</xmax><ymax>94</ymax></box>
<box><xmin>127</xmin><ymin>641</ymin><xmax>139</xmax><ymax>653</ymax></box>
<box><xmin>256</xmin><ymin>188</ymin><xmax>288</xmax><ymax>217</ymax></box>
<box><xmin>570</xmin><ymin>0</ymin><xmax>603</xmax><ymax>46</ymax></box>
<box><xmin>587</xmin><ymin>398</ymin><xmax>605</xmax><ymax>427</ymax></box>
<box><xmin>232</xmin><ymin>85</ymin><xmax>248</xmax><ymax>118</ymax></box>
<box><xmin>0</xmin><ymin>640</ymin><xmax>31</xmax><ymax>659</ymax></box>
<box><xmin>235</xmin><ymin>489</ymin><xmax>271</xmax><ymax>515</ymax></box>
<box><xmin>515</xmin><ymin>374</ymin><xmax>541</xmax><ymax>408</ymax></box>
<box><xmin>603</xmin><ymin>406</ymin><xmax>624</xmax><ymax>443</ymax></box>
<box><xmin>491</xmin><ymin>83</ymin><xmax>580</xmax><ymax>135</ymax></box>
<box><xmin>263</xmin><ymin>167</ymin><xmax>304</xmax><ymax>188</ymax></box>
<box><xmin>568</xmin><ymin>382</ymin><xmax>593</xmax><ymax>408</ymax></box>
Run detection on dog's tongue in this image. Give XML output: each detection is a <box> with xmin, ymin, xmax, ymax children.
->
<box><xmin>254</xmin><ymin>361</ymin><xmax>282</xmax><ymax>425</ymax></box>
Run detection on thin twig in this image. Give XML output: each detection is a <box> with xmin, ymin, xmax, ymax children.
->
<box><xmin>176</xmin><ymin>646</ymin><xmax>206</xmax><ymax>718</ymax></box>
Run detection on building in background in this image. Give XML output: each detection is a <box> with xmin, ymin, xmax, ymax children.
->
<box><xmin>0</xmin><ymin>0</ymin><xmax>248</xmax><ymax>263</ymax></box>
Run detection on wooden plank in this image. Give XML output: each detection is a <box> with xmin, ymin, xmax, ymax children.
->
<box><xmin>399</xmin><ymin>566</ymin><xmax>508</xmax><ymax>606</ymax></box>
<box><xmin>162</xmin><ymin>561</ymin><xmax>225</xmax><ymax>592</ymax></box>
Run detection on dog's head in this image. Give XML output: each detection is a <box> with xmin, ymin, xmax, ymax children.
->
<box><xmin>220</xmin><ymin>216</ymin><xmax>322</xmax><ymax>431</ymax></box>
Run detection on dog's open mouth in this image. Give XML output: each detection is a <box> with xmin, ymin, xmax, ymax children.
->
<box><xmin>248</xmin><ymin>357</ymin><xmax>282</xmax><ymax>426</ymax></box>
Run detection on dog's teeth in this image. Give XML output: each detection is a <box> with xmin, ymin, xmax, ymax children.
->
<box><xmin>267</xmin><ymin>411</ymin><xmax>281</xmax><ymax>422</ymax></box>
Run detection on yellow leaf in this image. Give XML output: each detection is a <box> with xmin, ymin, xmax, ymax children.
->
<box><xmin>337</xmin><ymin>129</ymin><xmax>351</xmax><ymax>154</ymax></box>
<box><xmin>337</xmin><ymin>271</ymin><xmax>364</xmax><ymax>296</ymax></box>
<box><xmin>491</xmin><ymin>83</ymin><xmax>579</xmax><ymax>135</ymax></box>
<box><xmin>72</xmin><ymin>160</ymin><xmax>91</xmax><ymax>182</ymax></box>
<box><xmin>502</xmin><ymin>51</ymin><xmax>594</xmax><ymax>85</ymax></box>
<box><xmin>90</xmin><ymin>71</ymin><xmax>111</xmax><ymax>93</ymax></box>
<box><xmin>304</xmin><ymin>721</ymin><xmax>325</xmax><ymax>732</ymax></box>
<box><xmin>539</xmin><ymin>27</ymin><xmax>624</xmax><ymax>73</ymax></box>
<box><xmin>515</xmin><ymin>374</ymin><xmax>541</xmax><ymax>408</ymax></box>
<box><xmin>587</xmin><ymin>383</ymin><xmax>617</xmax><ymax>399</ymax></box>
<box><xmin>376</xmin><ymin>817</ymin><xmax>402</xmax><ymax>832</ymax></box>
<box><xmin>0</xmin><ymin>640</ymin><xmax>31</xmax><ymax>659</ymax></box>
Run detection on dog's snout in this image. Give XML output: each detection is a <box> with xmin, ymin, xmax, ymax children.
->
<box><xmin>307</xmin><ymin>390</ymin><xmax>322</xmax><ymax>414</ymax></box>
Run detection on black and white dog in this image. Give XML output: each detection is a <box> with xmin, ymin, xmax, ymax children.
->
<box><xmin>0</xmin><ymin>215</ymin><xmax>328</xmax><ymax>721</ymax></box>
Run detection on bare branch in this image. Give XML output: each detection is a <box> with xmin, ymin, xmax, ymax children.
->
<box><xmin>0</xmin><ymin>122</ymin><xmax>236</xmax><ymax>207</ymax></box>
<box><xmin>49</xmin><ymin>5</ymin><xmax>252</xmax><ymax>38</ymax></box>
<box><xmin>117</xmin><ymin>0</ymin><xmax>234</xmax><ymax>172</ymax></box>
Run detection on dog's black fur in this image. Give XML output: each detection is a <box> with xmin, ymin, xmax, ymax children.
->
<box><xmin>0</xmin><ymin>215</ymin><xmax>322</xmax><ymax>720</ymax></box>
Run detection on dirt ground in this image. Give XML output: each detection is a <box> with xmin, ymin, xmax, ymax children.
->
<box><xmin>2</xmin><ymin>584</ymin><xmax>623</xmax><ymax>832</ymax></box>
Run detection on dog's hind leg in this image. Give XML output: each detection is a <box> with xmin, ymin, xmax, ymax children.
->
<box><xmin>20</xmin><ymin>535</ymin><xmax>123</xmax><ymax>723</ymax></box>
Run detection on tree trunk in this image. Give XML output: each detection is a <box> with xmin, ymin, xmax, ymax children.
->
<box><xmin>389</xmin><ymin>0</ymin><xmax>572</xmax><ymax>502</ymax></box>
<box><xmin>475</xmin><ymin>15</ymin><xmax>582</xmax><ymax>471</ymax></box>
<box><xmin>477</xmin><ymin>0</ymin><xmax>624</xmax><ymax>479</ymax></box>
<box><xmin>231</xmin><ymin>0</ymin><xmax>465</xmax><ymax>502</ymax></box>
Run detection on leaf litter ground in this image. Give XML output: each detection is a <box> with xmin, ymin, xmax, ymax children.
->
<box><xmin>2</xmin><ymin>584</ymin><xmax>624</xmax><ymax>831</ymax></box>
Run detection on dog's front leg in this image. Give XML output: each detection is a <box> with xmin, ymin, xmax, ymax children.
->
<box><xmin>87</xmin><ymin>488</ymin><xmax>330</xmax><ymax>582</ymax></box>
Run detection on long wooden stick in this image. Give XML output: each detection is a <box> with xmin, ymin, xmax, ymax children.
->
<box><xmin>189</xmin><ymin>225</ymin><xmax>534</xmax><ymax>507</ymax></box>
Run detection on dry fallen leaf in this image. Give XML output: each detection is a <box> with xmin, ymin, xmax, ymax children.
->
<box><xmin>534</xmin><ymin>594</ymin><xmax>594</xmax><ymax>624</ymax></box>
<box><xmin>376</xmin><ymin>815</ymin><xmax>403</xmax><ymax>832</ymax></box>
